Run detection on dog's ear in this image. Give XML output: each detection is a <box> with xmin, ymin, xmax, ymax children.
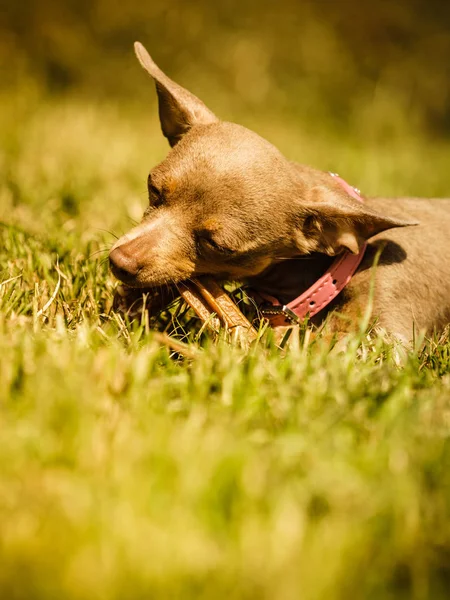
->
<box><xmin>134</xmin><ymin>41</ymin><xmax>218</xmax><ymax>147</ymax></box>
<box><xmin>295</xmin><ymin>186</ymin><xmax>418</xmax><ymax>256</ymax></box>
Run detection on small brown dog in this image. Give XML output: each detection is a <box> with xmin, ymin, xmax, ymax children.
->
<box><xmin>110</xmin><ymin>42</ymin><xmax>450</xmax><ymax>342</ymax></box>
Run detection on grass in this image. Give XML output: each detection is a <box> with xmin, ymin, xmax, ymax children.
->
<box><xmin>1</xmin><ymin>85</ymin><xmax>450</xmax><ymax>599</ymax></box>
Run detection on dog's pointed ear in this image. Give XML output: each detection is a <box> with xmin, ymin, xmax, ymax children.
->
<box><xmin>295</xmin><ymin>186</ymin><xmax>418</xmax><ymax>256</ymax></box>
<box><xmin>134</xmin><ymin>41</ymin><xmax>218</xmax><ymax>147</ymax></box>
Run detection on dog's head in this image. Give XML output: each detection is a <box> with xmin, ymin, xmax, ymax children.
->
<box><xmin>109</xmin><ymin>42</ymin><xmax>413</xmax><ymax>288</ymax></box>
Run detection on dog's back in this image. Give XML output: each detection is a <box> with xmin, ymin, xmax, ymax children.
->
<box><xmin>333</xmin><ymin>197</ymin><xmax>450</xmax><ymax>339</ymax></box>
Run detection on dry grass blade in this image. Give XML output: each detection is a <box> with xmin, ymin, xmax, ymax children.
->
<box><xmin>0</xmin><ymin>274</ymin><xmax>23</xmax><ymax>288</ymax></box>
<box><xmin>153</xmin><ymin>331</ymin><xmax>202</xmax><ymax>359</ymax></box>
<box><xmin>36</xmin><ymin>261</ymin><xmax>61</xmax><ymax>317</ymax></box>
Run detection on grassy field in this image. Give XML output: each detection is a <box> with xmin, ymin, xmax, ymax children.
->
<box><xmin>1</xmin><ymin>86</ymin><xmax>450</xmax><ymax>599</ymax></box>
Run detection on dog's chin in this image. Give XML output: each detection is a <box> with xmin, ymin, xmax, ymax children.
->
<box><xmin>112</xmin><ymin>276</ymin><xmax>172</xmax><ymax>290</ymax></box>
<box><xmin>111</xmin><ymin>259</ymin><xmax>272</xmax><ymax>290</ymax></box>
<box><xmin>111</xmin><ymin>268</ymin><xmax>191</xmax><ymax>290</ymax></box>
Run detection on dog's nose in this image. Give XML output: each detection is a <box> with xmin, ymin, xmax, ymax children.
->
<box><xmin>109</xmin><ymin>246</ymin><xmax>140</xmax><ymax>278</ymax></box>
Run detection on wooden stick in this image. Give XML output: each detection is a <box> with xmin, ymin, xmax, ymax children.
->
<box><xmin>177</xmin><ymin>278</ymin><xmax>258</xmax><ymax>342</ymax></box>
<box><xmin>176</xmin><ymin>280</ymin><xmax>222</xmax><ymax>332</ymax></box>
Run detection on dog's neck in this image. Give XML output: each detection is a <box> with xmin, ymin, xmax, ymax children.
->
<box><xmin>247</xmin><ymin>254</ymin><xmax>335</xmax><ymax>305</ymax></box>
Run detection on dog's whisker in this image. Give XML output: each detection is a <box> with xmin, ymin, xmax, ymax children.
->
<box><xmin>89</xmin><ymin>248</ymin><xmax>110</xmax><ymax>259</ymax></box>
<box><xmin>98</xmin><ymin>254</ymin><xmax>112</xmax><ymax>267</ymax></box>
<box><xmin>95</xmin><ymin>228</ymin><xmax>119</xmax><ymax>240</ymax></box>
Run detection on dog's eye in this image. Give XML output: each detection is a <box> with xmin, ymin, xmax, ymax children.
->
<box><xmin>198</xmin><ymin>235</ymin><xmax>234</xmax><ymax>255</ymax></box>
<box><xmin>148</xmin><ymin>182</ymin><xmax>164</xmax><ymax>207</ymax></box>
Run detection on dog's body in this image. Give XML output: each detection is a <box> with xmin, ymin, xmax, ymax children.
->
<box><xmin>249</xmin><ymin>194</ymin><xmax>450</xmax><ymax>340</ymax></box>
<box><xmin>109</xmin><ymin>43</ymin><xmax>450</xmax><ymax>341</ymax></box>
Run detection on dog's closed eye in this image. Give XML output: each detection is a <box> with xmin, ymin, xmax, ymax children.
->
<box><xmin>147</xmin><ymin>173</ymin><xmax>165</xmax><ymax>208</ymax></box>
<box><xmin>148</xmin><ymin>184</ymin><xmax>164</xmax><ymax>208</ymax></box>
<box><xmin>197</xmin><ymin>233</ymin><xmax>235</xmax><ymax>255</ymax></box>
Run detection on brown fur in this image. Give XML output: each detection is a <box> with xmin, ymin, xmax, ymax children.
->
<box><xmin>109</xmin><ymin>42</ymin><xmax>450</xmax><ymax>341</ymax></box>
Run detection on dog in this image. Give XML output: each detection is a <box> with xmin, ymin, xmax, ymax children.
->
<box><xmin>109</xmin><ymin>42</ymin><xmax>450</xmax><ymax>342</ymax></box>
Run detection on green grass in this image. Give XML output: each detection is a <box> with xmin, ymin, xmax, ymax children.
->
<box><xmin>1</xmin><ymin>87</ymin><xmax>450</xmax><ymax>600</ymax></box>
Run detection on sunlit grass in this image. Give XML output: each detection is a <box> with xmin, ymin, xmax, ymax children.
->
<box><xmin>1</xmin><ymin>88</ymin><xmax>450</xmax><ymax>599</ymax></box>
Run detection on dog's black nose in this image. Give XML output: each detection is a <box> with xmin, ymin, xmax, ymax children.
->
<box><xmin>109</xmin><ymin>246</ymin><xmax>140</xmax><ymax>278</ymax></box>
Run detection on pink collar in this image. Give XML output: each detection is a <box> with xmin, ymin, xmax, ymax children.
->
<box><xmin>255</xmin><ymin>173</ymin><xmax>367</xmax><ymax>327</ymax></box>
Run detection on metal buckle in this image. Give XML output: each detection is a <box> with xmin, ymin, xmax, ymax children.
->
<box><xmin>259</xmin><ymin>303</ymin><xmax>301</xmax><ymax>324</ymax></box>
<box><xmin>330</xmin><ymin>172</ymin><xmax>361</xmax><ymax>197</ymax></box>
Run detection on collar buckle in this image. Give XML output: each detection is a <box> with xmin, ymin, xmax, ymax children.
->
<box><xmin>259</xmin><ymin>303</ymin><xmax>301</xmax><ymax>324</ymax></box>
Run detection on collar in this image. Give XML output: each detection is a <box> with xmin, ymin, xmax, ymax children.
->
<box><xmin>253</xmin><ymin>172</ymin><xmax>367</xmax><ymax>327</ymax></box>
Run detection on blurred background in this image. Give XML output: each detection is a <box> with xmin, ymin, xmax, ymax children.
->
<box><xmin>1</xmin><ymin>0</ymin><xmax>450</xmax><ymax>239</ymax></box>
<box><xmin>2</xmin><ymin>0</ymin><xmax>450</xmax><ymax>135</ymax></box>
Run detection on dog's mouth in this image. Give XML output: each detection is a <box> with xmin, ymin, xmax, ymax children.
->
<box><xmin>112</xmin><ymin>275</ymin><xmax>258</xmax><ymax>344</ymax></box>
<box><xmin>110</xmin><ymin>267</ymin><xmax>194</xmax><ymax>291</ymax></box>
<box><xmin>108</xmin><ymin>253</ymin><xmax>195</xmax><ymax>290</ymax></box>
<box><xmin>109</xmin><ymin>263</ymin><xmax>142</xmax><ymax>288</ymax></box>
